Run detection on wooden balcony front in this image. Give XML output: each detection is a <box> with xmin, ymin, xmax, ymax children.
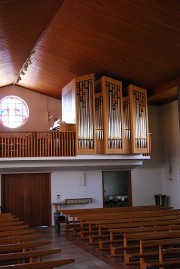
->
<box><xmin>0</xmin><ymin>131</ymin><xmax>151</xmax><ymax>158</ymax></box>
<box><xmin>0</xmin><ymin>132</ymin><xmax>76</xmax><ymax>158</ymax></box>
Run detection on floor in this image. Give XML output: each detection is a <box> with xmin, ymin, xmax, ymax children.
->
<box><xmin>36</xmin><ymin>226</ymin><xmax>139</xmax><ymax>269</ymax></box>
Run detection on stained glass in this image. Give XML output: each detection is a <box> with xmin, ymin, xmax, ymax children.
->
<box><xmin>0</xmin><ymin>95</ymin><xmax>29</xmax><ymax>128</ymax></box>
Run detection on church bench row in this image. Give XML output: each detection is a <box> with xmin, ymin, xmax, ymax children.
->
<box><xmin>67</xmin><ymin>209</ymin><xmax>180</xmax><ymax>230</ymax></box>
<box><xmin>98</xmin><ymin>219</ymin><xmax>180</xmax><ymax>250</ymax></box>
<box><xmin>74</xmin><ymin>212</ymin><xmax>180</xmax><ymax>240</ymax></box>
<box><xmin>98</xmin><ymin>223</ymin><xmax>180</xmax><ymax>268</ymax></box>
<box><xmin>120</xmin><ymin>231</ymin><xmax>180</xmax><ymax>267</ymax></box>
<box><xmin>0</xmin><ymin>229</ymin><xmax>36</xmax><ymax>238</ymax></box>
<box><xmin>59</xmin><ymin>205</ymin><xmax>169</xmax><ymax>225</ymax></box>
<box><xmin>0</xmin><ymin>213</ymin><xmax>75</xmax><ymax>268</ymax></box>
<box><xmin>0</xmin><ymin>213</ymin><xmax>15</xmax><ymax>219</ymax></box>
<box><xmin>0</xmin><ymin>248</ymin><xmax>62</xmax><ymax>263</ymax></box>
<box><xmin>139</xmin><ymin>239</ymin><xmax>180</xmax><ymax>269</ymax></box>
<box><xmin>58</xmin><ymin>206</ymin><xmax>164</xmax><ymax>234</ymax></box>
<box><xmin>128</xmin><ymin>237</ymin><xmax>180</xmax><ymax>269</ymax></box>
<box><xmin>0</xmin><ymin>224</ymin><xmax>29</xmax><ymax>232</ymax></box>
<box><xmin>0</xmin><ymin>259</ymin><xmax>75</xmax><ymax>269</ymax></box>
<box><xmin>61</xmin><ymin>207</ymin><xmax>180</xmax><ymax>268</ymax></box>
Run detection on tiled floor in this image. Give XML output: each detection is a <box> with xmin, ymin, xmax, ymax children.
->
<box><xmin>37</xmin><ymin>226</ymin><xmax>139</xmax><ymax>269</ymax></box>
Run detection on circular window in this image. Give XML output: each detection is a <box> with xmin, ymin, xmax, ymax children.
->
<box><xmin>0</xmin><ymin>95</ymin><xmax>29</xmax><ymax>128</ymax></box>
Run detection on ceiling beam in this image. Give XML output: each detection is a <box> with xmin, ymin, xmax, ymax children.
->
<box><xmin>148</xmin><ymin>77</ymin><xmax>180</xmax><ymax>105</ymax></box>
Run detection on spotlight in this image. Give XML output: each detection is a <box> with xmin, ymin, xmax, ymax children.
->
<box><xmin>17</xmin><ymin>76</ymin><xmax>22</xmax><ymax>83</ymax></box>
<box><xmin>24</xmin><ymin>63</ymin><xmax>28</xmax><ymax>71</ymax></box>
<box><xmin>28</xmin><ymin>59</ymin><xmax>32</xmax><ymax>65</ymax></box>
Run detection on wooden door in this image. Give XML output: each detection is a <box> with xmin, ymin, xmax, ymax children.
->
<box><xmin>1</xmin><ymin>173</ymin><xmax>51</xmax><ymax>227</ymax></box>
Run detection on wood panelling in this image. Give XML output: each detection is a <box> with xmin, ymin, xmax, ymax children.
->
<box><xmin>1</xmin><ymin>173</ymin><xmax>51</xmax><ymax>227</ymax></box>
<box><xmin>0</xmin><ymin>0</ymin><xmax>180</xmax><ymax>104</ymax></box>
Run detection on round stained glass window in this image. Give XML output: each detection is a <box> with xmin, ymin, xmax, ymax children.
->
<box><xmin>0</xmin><ymin>95</ymin><xmax>29</xmax><ymax>128</ymax></box>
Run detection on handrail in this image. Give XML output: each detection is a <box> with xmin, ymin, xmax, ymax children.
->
<box><xmin>0</xmin><ymin>132</ymin><xmax>76</xmax><ymax>158</ymax></box>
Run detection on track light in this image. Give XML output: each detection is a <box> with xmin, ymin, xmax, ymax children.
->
<box><xmin>28</xmin><ymin>59</ymin><xmax>32</xmax><ymax>65</ymax></box>
<box><xmin>15</xmin><ymin>49</ymin><xmax>34</xmax><ymax>84</ymax></box>
<box><xmin>16</xmin><ymin>76</ymin><xmax>22</xmax><ymax>83</ymax></box>
<box><xmin>24</xmin><ymin>63</ymin><xmax>28</xmax><ymax>71</ymax></box>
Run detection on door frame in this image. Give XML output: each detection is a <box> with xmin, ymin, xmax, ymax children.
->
<box><xmin>102</xmin><ymin>170</ymin><xmax>132</xmax><ymax>207</ymax></box>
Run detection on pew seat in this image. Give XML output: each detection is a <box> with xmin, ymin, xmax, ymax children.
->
<box><xmin>0</xmin><ymin>248</ymin><xmax>62</xmax><ymax>263</ymax></box>
<box><xmin>0</xmin><ymin>258</ymin><xmax>75</xmax><ymax>269</ymax></box>
<box><xmin>0</xmin><ymin>240</ymin><xmax>51</xmax><ymax>254</ymax></box>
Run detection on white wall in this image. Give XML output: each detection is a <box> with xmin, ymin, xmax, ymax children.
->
<box><xmin>161</xmin><ymin>101</ymin><xmax>180</xmax><ymax>208</ymax></box>
<box><xmin>0</xmin><ymin>85</ymin><xmax>61</xmax><ymax>131</ymax></box>
<box><xmin>131</xmin><ymin>106</ymin><xmax>163</xmax><ymax>205</ymax></box>
<box><xmin>51</xmin><ymin>171</ymin><xmax>103</xmax><ymax>224</ymax></box>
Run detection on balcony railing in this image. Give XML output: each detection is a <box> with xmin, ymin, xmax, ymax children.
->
<box><xmin>0</xmin><ymin>132</ymin><xmax>76</xmax><ymax>158</ymax></box>
<box><xmin>0</xmin><ymin>131</ymin><xmax>151</xmax><ymax>158</ymax></box>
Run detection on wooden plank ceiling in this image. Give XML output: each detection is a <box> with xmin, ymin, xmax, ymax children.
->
<box><xmin>0</xmin><ymin>0</ymin><xmax>180</xmax><ymax>105</ymax></box>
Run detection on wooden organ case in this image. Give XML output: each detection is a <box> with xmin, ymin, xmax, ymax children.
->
<box><xmin>124</xmin><ymin>84</ymin><xmax>149</xmax><ymax>154</ymax></box>
<box><xmin>95</xmin><ymin>77</ymin><xmax>149</xmax><ymax>154</ymax></box>
<box><xmin>95</xmin><ymin>76</ymin><xmax>124</xmax><ymax>154</ymax></box>
<box><xmin>62</xmin><ymin>74</ymin><xmax>150</xmax><ymax>156</ymax></box>
<box><xmin>62</xmin><ymin>73</ymin><xmax>96</xmax><ymax>154</ymax></box>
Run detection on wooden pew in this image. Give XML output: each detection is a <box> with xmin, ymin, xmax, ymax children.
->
<box><xmin>0</xmin><ymin>248</ymin><xmax>62</xmax><ymax>263</ymax></box>
<box><xmin>0</xmin><ymin>240</ymin><xmax>52</xmax><ymax>254</ymax></box>
<box><xmin>0</xmin><ymin>221</ymin><xmax>24</xmax><ymax>227</ymax></box>
<box><xmin>0</xmin><ymin>218</ymin><xmax>20</xmax><ymax>223</ymax></box>
<box><xmin>59</xmin><ymin>205</ymin><xmax>163</xmax><ymax>217</ymax></box>
<box><xmin>0</xmin><ymin>225</ymin><xmax>29</xmax><ymax>232</ymax></box>
<box><xmin>62</xmin><ymin>208</ymin><xmax>180</xmax><ymax>242</ymax></box>
<box><xmin>59</xmin><ymin>205</ymin><xmax>170</xmax><ymax>217</ymax></box>
<box><xmin>81</xmin><ymin>214</ymin><xmax>180</xmax><ymax>243</ymax></box>
<box><xmin>0</xmin><ymin>213</ymin><xmax>14</xmax><ymax>219</ymax></box>
<box><xmin>61</xmin><ymin>207</ymin><xmax>180</xmax><ymax>268</ymax></box>
<box><xmin>163</xmin><ymin>247</ymin><xmax>180</xmax><ymax>256</ymax></box>
<box><xmin>139</xmin><ymin>238</ymin><xmax>180</xmax><ymax>269</ymax></box>
<box><xmin>61</xmin><ymin>206</ymin><xmax>172</xmax><ymax>231</ymax></box>
<box><xmin>0</xmin><ymin>258</ymin><xmax>75</xmax><ymax>268</ymax></box>
<box><xmin>0</xmin><ymin>214</ymin><xmax>76</xmax><ymax>268</ymax></box>
<box><xmin>0</xmin><ymin>234</ymin><xmax>42</xmax><ymax>244</ymax></box>
<box><xmin>79</xmin><ymin>214</ymin><xmax>180</xmax><ymax>239</ymax></box>
<box><xmin>108</xmin><ymin>224</ymin><xmax>180</xmax><ymax>259</ymax></box>
<box><xmin>121</xmin><ymin>231</ymin><xmax>180</xmax><ymax>264</ymax></box>
<box><xmin>0</xmin><ymin>229</ymin><xmax>36</xmax><ymax>237</ymax></box>
<box><xmin>98</xmin><ymin>219</ymin><xmax>180</xmax><ymax>250</ymax></box>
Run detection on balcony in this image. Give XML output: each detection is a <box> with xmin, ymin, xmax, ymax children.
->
<box><xmin>0</xmin><ymin>131</ymin><xmax>76</xmax><ymax>158</ymax></box>
<box><xmin>0</xmin><ymin>130</ymin><xmax>151</xmax><ymax>174</ymax></box>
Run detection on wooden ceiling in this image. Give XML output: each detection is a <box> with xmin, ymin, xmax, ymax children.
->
<box><xmin>0</xmin><ymin>0</ymin><xmax>180</xmax><ymax>105</ymax></box>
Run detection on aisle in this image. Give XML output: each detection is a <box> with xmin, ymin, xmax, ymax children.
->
<box><xmin>37</xmin><ymin>227</ymin><xmax>139</xmax><ymax>269</ymax></box>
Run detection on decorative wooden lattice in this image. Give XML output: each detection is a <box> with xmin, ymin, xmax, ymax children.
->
<box><xmin>62</xmin><ymin>73</ymin><xmax>96</xmax><ymax>154</ymax></box>
<box><xmin>95</xmin><ymin>76</ymin><xmax>123</xmax><ymax>154</ymax></box>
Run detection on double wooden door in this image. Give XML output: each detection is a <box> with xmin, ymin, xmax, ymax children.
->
<box><xmin>1</xmin><ymin>173</ymin><xmax>51</xmax><ymax>227</ymax></box>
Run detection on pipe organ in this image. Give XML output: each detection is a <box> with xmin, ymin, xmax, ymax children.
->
<box><xmin>62</xmin><ymin>73</ymin><xmax>96</xmax><ymax>154</ymax></box>
<box><xmin>123</xmin><ymin>85</ymin><xmax>149</xmax><ymax>154</ymax></box>
<box><xmin>95</xmin><ymin>76</ymin><xmax>123</xmax><ymax>154</ymax></box>
<box><xmin>62</xmin><ymin>74</ymin><xmax>150</xmax><ymax>155</ymax></box>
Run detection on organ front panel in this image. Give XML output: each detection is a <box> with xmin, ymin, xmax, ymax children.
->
<box><xmin>127</xmin><ymin>85</ymin><xmax>149</xmax><ymax>154</ymax></box>
<box><xmin>122</xmin><ymin>96</ymin><xmax>131</xmax><ymax>153</ymax></box>
<box><xmin>76</xmin><ymin>74</ymin><xmax>96</xmax><ymax>154</ymax></box>
<box><xmin>95</xmin><ymin>76</ymin><xmax>124</xmax><ymax>154</ymax></box>
<box><xmin>62</xmin><ymin>73</ymin><xmax>96</xmax><ymax>155</ymax></box>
